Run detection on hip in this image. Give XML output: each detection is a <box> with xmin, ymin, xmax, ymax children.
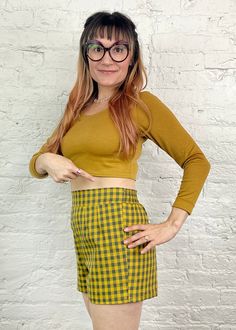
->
<box><xmin>70</xmin><ymin>186</ymin><xmax>150</xmax><ymax>246</ymax></box>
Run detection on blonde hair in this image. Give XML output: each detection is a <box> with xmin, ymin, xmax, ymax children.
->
<box><xmin>45</xmin><ymin>11</ymin><xmax>152</xmax><ymax>160</ymax></box>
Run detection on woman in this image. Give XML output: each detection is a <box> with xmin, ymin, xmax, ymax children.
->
<box><xmin>29</xmin><ymin>11</ymin><xmax>211</xmax><ymax>330</ymax></box>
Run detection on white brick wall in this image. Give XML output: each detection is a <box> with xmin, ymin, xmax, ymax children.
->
<box><xmin>1</xmin><ymin>1</ymin><xmax>236</xmax><ymax>329</ymax></box>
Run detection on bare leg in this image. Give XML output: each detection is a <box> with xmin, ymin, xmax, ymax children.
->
<box><xmin>89</xmin><ymin>299</ymin><xmax>143</xmax><ymax>330</ymax></box>
<box><xmin>82</xmin><ymin>292</ymin><xmax>92</xmax><ymax>318</ymax></box>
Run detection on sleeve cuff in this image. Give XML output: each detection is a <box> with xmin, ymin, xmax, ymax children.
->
<box><xmin>172</xmin><ymin>199</ymin><xmax>194</xmax><ymax>215</ymax></box>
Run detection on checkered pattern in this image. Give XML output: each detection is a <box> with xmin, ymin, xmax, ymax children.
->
<box><xmin>70</xmin><ymin>187</ymin><xmax>158</xmax><ymax>305</ymax></box>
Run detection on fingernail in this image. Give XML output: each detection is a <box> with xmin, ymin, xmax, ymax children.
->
<box><xmin>124</xmin><ymin>228</ymin><xmax>129</xmax><ymax>231</ymax></box>
<box><xmin>123</xmin><ymin>240</ymin><xmax>128</xmax><ymax>244</ymax></box>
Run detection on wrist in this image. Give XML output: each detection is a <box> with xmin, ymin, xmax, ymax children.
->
<box><xmin>35</xmin><ymin>152</ymin><xmax>51</xmax><ymax>174</ymax></box>
<box><xmin>166</xmin><ymin>207</ymin><xmax>189</xmax><ymax>230</ymax></box>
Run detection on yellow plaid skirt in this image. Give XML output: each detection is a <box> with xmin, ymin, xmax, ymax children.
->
<box><xmin>70</xmin><ymin>187</ymin><xmax>158</xmax><ymax>304</ymax></box>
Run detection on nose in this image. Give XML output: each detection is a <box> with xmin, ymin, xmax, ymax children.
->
<box><xmin>101</xmin><ymin>50</ymin><xmax>114</xmax><ymax>64</ymax></box>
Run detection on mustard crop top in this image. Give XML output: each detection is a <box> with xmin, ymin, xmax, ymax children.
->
<box><xmin>29</xmin><ymin>91</ymin><xmax>211</xmax><ymax>215</ymax></box>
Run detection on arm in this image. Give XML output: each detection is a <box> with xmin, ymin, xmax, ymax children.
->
<box><xmin>29</xmin><ymin>127</ymin><xmax>96</xmax><ymax>183</ymax></box>
<box><xmin>29</xmin><ymin>128</ymin><xmax>58</xmax><ymax>179</ymax></box>
<box><xmin>139</xmin><ymin>91</ymin><xmax>211</xmax><ymax>216</ymax></box>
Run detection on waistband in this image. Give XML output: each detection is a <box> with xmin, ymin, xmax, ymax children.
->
<box><xmin>71</xmin><ymin>187</ymin><xmax>139</xmax><ymax>206</ymax></box>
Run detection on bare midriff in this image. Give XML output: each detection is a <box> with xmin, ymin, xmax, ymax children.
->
<box><xmin>71</xmin><ymin>176</ymin><xmax>136</xmax><ymax>191</ymax></box>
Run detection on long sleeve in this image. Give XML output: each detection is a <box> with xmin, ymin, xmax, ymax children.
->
<box><xmin>139</xmin><ymin>91</ymin><xmax>211</xmax><ymax>215</ymax></box>
<box><xmin>29</xmin><ymin>128</ymin><xmax>58</xmax><ymax>179</ymax></box>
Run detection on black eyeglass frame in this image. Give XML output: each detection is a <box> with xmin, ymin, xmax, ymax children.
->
<box><xmin>84</xmin><ymin>40</ymin><xmax>130</xmax><ymax>63</ymax></box>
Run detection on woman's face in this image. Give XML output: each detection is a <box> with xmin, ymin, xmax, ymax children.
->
<box><xmin>86</xmin><ymin>33</ymin><xmax>133</xmax><ymax>92</ymax></box>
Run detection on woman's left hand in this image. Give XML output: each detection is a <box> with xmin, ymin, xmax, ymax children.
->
<box><xmin>123</xmin><ymin>220</ymin><xmax>181</xmax><ymax>254</ymax></box>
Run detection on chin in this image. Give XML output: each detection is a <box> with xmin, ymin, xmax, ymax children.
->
<box><xmin>97</xmin><ymin>80</ymin><xmax>121</xmax><ymax>87</ymax></box>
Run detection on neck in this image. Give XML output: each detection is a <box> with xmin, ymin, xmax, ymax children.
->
<box><xmin>94</xmin><ymin>95</ymin><xmax>111</xmax><ymax>104</ymax></box>
<box><xmin>97</xmin><ymin>86</ymin><xmax>116</xmax><ymax>100</ymax></box>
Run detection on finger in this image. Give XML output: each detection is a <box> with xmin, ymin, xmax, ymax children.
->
<box><xmin>73</xmin><ymin>168</ymin><xmax>96</xmax><ymax>182</ymax></box>
<box><xmin>61</xmin><ymin>174</ymin><xmax>73</xmax><ymax>180</ymax></box>
<box><xmin>72</xmin><ymin>168</ymin><xmax>83</xmax><ymax>175</ymax></box>
<box><xmin>66</xmin><ymin>173</ymin><xmax>79</xmax><ymax>180</ymax></box>
<box><xmin>140</xmin><ymin>242</ymin><xmax>155</xmax><ymax>255</ymax></box>
<box><xmin>82</xmin><ymin>173</ymin><xmax>96</xmax><ymax>181</ymax></box>
<box><xmin>124</xmin><ymin>224</ymin><xmax>147</xmax><ymax>232</ymax></box>
<box><xmin>60</xmin><ymin>178</ymin><xmax>71</xmax><ymax>183</ymax></box>
<box><xmin>61</xmin><ymin>175</ymin><xmax>72</xmax><ymax>182</ymax></box>
<box><xmin>127</xmin><ymin>235</ymin><xmax>151</xmax><ymax>248</ymax></box>
<box><xmin>62</xmin><ymin>168</ymin><xmax>81</xmax><ymax>180</ymax></box>
<box><xmin>124</xmin><ymin>231</ymin><xmax>146</xmax><ymax>244</ymax></box>
<box><xmin>88</xmin><ymin>176</ymin><xmax>96</xmax><ymax>181</ymax></box>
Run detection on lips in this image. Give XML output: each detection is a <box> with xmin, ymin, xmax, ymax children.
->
<box><xmin>98</xmin><ymin>70</ymin><xmax>117</xmax><ymax>73</ymax></box>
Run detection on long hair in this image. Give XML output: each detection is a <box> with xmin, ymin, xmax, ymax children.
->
<box><xmin>45</xmin><ymin>11</ymin><xmax>152</xmax><ymax>160</ymax></box>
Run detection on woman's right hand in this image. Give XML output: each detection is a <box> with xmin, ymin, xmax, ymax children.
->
<box><xmin>36</xmin><ymin>152</ymin><xmax>96</xmax><ymax>183</ymax></box>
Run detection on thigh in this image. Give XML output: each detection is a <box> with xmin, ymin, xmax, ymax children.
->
<box><xmin>90</xmin><ymin>300</ymin><xmax>143</xmax><ymax>330</ymax></box>
<box><xmin>82</xmin><ymin>292</ymin><xmax>91</xmax><ymax>318</ymax></box>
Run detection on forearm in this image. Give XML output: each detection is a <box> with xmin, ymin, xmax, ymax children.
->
<box><xmin>166</xmin><ymin>207</ymin><xmax>189</xmax><ymax>230</ymax></box>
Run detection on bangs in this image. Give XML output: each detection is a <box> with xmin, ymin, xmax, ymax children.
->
<box><xmin>87</xmin><ymin>25</ymin><xmax>134</xmax><ymax>50</ymax></box>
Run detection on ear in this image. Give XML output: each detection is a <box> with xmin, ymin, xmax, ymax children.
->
<box><xmin>129</xmin><ymin>58</ymin><xmax>134</xmax><ymax>66</ymax></box>
<box><xmin>129</xmin><ymin>61</ymin><xmax>134</xmax><ymax>67</ymax></box>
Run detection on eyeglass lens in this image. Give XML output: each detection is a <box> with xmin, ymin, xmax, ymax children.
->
<box><xmin>86</xmin><ymin>42</ymin><xmax>129</xmax><ymax>62</ymax></box>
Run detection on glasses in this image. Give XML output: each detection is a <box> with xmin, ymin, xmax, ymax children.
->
<box><xmin>84</xmin><ymin>40</ymin><xmax>130</xmax><ymax>63</ymax></box>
